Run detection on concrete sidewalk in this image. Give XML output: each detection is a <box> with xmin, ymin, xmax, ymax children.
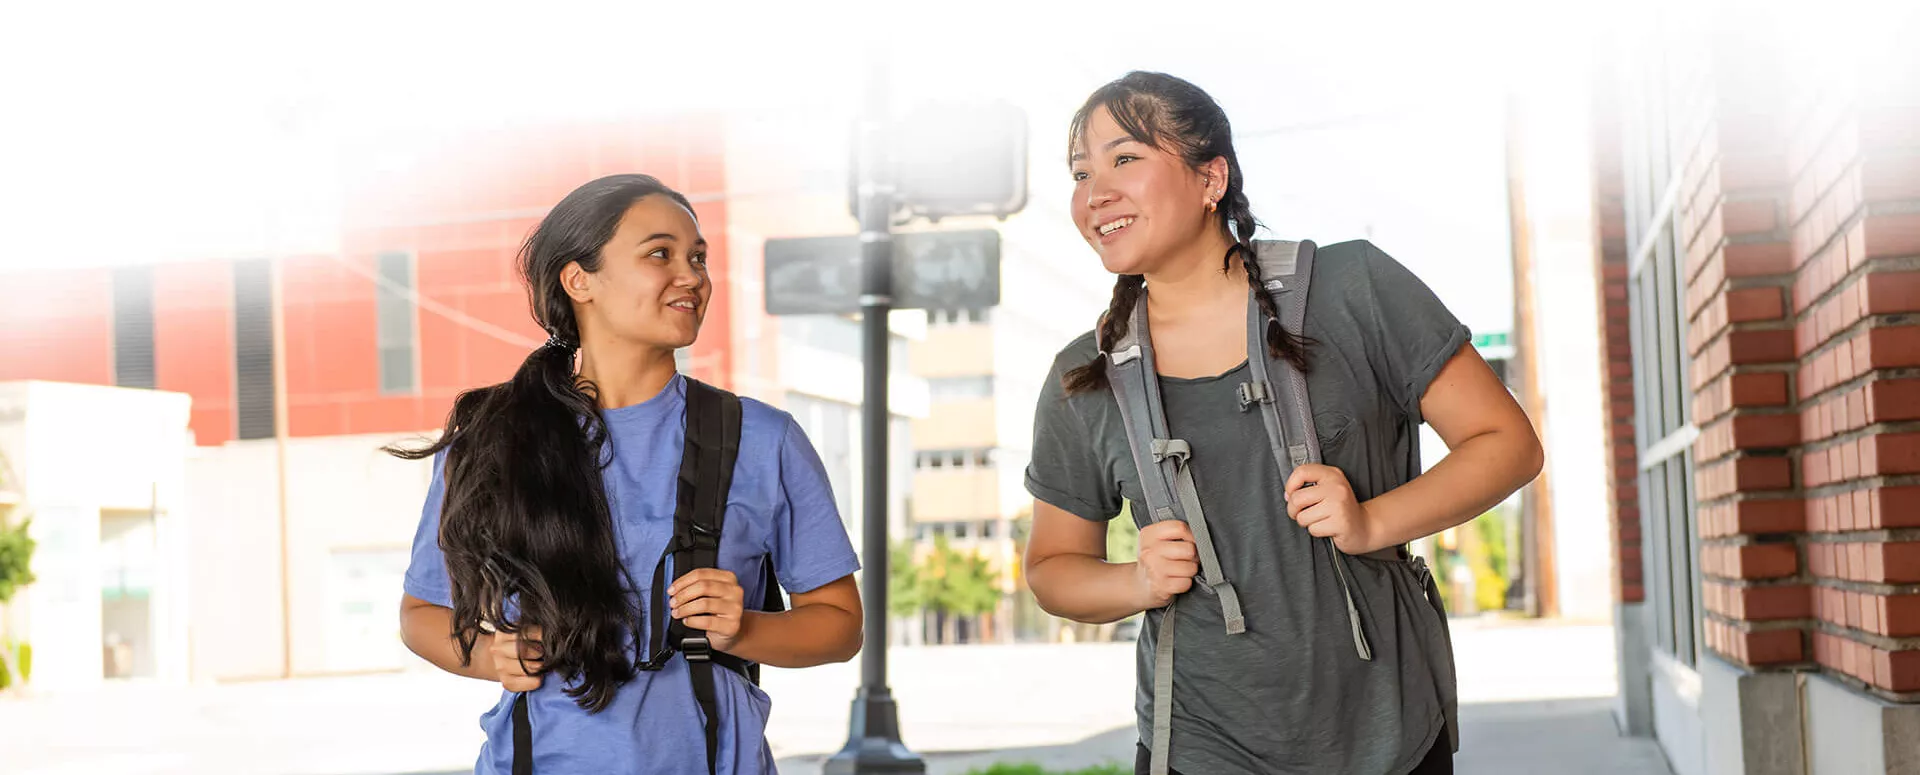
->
<box><xmin>0</xmin><ymin>617</ymin><xmax>1670</xmax><ymax>775</ymax></box>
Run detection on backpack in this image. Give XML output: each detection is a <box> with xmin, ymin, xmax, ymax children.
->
<box><xmin>1102</xmin><ymin>240</ymin><xmax>1458</xmax><ymax>775</ymax></box>
<box><xmin>509</xmin><ymin>378</ymin><xmax>785</xmax><ymax>775</ymax></box>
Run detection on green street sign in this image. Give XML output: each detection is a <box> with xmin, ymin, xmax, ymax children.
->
<box><xmin>1472</xmin><ymin>332</ymin><xmax>1510</xmax><ymax>349</ymax></box>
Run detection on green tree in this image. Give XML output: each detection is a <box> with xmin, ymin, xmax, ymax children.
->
<box><xmin>898</xmin><ymin>535</ymin><xmax>1004</xmax><ymax>643</ymax></box>
<box><xmin>888</xmin><ymin>540</ymin><xmax>925</xmax><ymax>620</ymax></box>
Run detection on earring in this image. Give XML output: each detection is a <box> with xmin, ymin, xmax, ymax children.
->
<box><xmin>1207</xmin><ymin>199</ymin><xmax>1218</xmax><ymax>213</ymax></box>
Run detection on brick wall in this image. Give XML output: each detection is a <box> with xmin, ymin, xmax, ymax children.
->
<box><xmin>1685</xmin><ymin>22</ymin><xmax>1920</xmax><ymax>695</ymax></box>
<box><xmin>1593</xmin><ymin>77</ymin><xmax>1643</xmax><ymax>605</ymax></box>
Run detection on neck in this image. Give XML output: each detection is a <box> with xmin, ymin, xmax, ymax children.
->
<box><xmin>1142</xmin><ymin>228</ymin><xmax>1244</xmax><ymax>317</ymax></box>
<box><xmin>574</xmin><ymin>337</ymin><xmax>680</xmax><ymax>410</ymax></box>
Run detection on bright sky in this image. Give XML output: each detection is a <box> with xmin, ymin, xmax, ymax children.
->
<box><xmin>20</xmin><ymin>0</ymin><xmax>1893</xmax><ymax>341</ymax></box>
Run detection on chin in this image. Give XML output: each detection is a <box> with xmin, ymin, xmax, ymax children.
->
<box><xmin>1095</xmin><ymin>247</ymin><xmax>1146</xmax><ymax>276</ymax></box>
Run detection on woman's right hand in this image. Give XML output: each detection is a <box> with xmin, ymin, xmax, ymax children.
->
<box><xmin>1134</xmin><ymin>520</ymin><xmax>1199</xmax><ymax>610</ymax></box>
<box><xmin>487</xmin><ymin>625</ymin><xmax>545</xmax><ymax>693</ymax></box>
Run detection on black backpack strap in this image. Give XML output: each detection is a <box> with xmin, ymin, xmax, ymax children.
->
<box><xmin>672</xmin><ymin>378</ymin><xmax>743</xmax><ymax>775</ymax></box>
<box><xmin>511</xmin><ymin>691</ymin><xmax>532</xmax><ymax>775</ymax></box>
<box><xmin>511</xmin><ymin>378</ymin><xmax>774</xmax><ymax>775</ymax></box>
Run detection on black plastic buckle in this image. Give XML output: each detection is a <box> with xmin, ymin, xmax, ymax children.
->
<box><xmin>679</xmin><ymin>635</ymin><xmax>713</xmax><ymax>663</ymax></box>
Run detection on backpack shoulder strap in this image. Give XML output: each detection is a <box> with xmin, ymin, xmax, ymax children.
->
<box><xmin>1243</xmin><ymin>240</ymin><xmax>1376</xmax><ymax>665</ymax></box>
<box><xmin>675</xmin><ymin>377</ymin><xmax>743</xmax><ymax>775</ymax></box>
<box><xmin>1104</xmin><ymin>294</ymin><xmax>1246</xmax><ymax>775</ymax></box>
<box><xmin>1242</xmin><ymin>240</ymin><xmax>1320</xmax><ymax>472</ymax></box>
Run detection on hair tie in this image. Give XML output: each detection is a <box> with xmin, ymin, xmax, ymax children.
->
<box><xmin>543</xmin><ymin>332</ymin><xmax>574</xmax><ymax>350</ymax></box>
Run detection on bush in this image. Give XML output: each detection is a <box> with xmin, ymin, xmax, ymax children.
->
<box><xmin>963</xmin><ymin>765</ymin><xmax>1129</xmax><ymax>775</ymax></box>
<box><xmin>0</xmin><ymin>640</ymin><xmax>29</xmax><ymax>691</ymax></box>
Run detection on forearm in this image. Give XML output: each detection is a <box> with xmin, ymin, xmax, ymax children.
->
<box><xmin>1026</xmin><ymin>553</ymin><xmax>1150</xmax><ymax>624</ymax></box>
<box><xmin>400</xmin><ymin>602</ymin><xmax>498</xmax><ymax>681</ymax></box>
<box><xmin>721</xmin><ymin>602</ymin><xmax>860</xmax><ymax>667</ymax></box>
<box><xmin>721</xmin><ymin>603</ymin><xmax>861</xmax><ymax>668</ymax></box>
<box><xmin>1361</xmin><ymin>427</ymin><xmax>1543</xmax><ymax>552</ymax></box>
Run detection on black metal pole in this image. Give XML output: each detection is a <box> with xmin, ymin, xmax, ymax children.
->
<box><xmin>824</xmin><ymin>55</ymin><xmax>924</xmax><ymax>775</ymax></box>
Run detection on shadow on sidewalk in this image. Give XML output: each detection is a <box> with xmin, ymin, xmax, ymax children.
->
<box><xmin>1456</xmin><ymin>697</ymin><xmax>1673</xmax><ymax>775</ymax></box>
<box><xmin>776</xmin><ymin>725</ymin><xmax>1136</xmax><ymax>775</ymax></box>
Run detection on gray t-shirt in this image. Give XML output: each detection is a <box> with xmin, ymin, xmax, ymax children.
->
<box><xmin>1025</xmin><ymin>240</ymin><xmax>1468</xmax><ymax>775</ymax></box>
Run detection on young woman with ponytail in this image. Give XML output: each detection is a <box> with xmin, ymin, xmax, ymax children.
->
<box><xmin>1023</xmin><ymin>73</ymin><xmax>1544</xmax><ymax>775</ymax></box>
<box><xmin>392</xmin><ymin>174</ymin><xmax>862</xmax><ymax>774</ymax></box>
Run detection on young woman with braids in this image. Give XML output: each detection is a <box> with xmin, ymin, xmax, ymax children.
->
<box><xmin>392</xmin><ymin>174</ymin><xmax>862</xmax><ymax>774</ymax></box>
<box><xmin>1023</xmin><ymin>72</ymin><xmax>1543</xmax><ymax>775</ymax></box>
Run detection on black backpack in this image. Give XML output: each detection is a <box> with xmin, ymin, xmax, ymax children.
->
<box><xmin>510</xmin><ymin>378</ymin><xmax>785</xmax><ymax>775</ymax></box>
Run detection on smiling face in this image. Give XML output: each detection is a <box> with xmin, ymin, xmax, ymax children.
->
<box><xmin>562</xmin><ymin>193</ymin><xmax>713</xmax><ymax>351</ymax></box>
<box><xmin>1069</xmin><ymin>106</ymin><xmax>1226</xmax><ymax>277</ymax></box>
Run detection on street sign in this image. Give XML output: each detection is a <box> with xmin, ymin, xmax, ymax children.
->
<box><xmin>848</xmin><ymin>101</ymin><xmax>1030</xmax><ymax>224</ymax></box>
<box><xmin>1472</xmin><ymin>332</ymin><xmax>1511</xmax><ymax>349</ymax></box>
<box><xmin>765</xmin><ymin>229</ymin><xmax>1000</xmax><ymax>315</ymax></box>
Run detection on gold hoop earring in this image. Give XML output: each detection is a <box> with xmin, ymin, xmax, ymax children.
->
<box><xmin>1207</xmin><ymin>199</ymin><xmax>1218</xmax><ymax>213</ymax></box>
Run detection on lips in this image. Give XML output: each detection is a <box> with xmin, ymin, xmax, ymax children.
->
<box><xmin>666</xmin><ymin>297</ymin><xmax>699</xmax><ymax>314</ymax></box>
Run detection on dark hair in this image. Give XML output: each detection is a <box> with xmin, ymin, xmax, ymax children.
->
<box><xmin>1061</xmin><ymin>71</ymin><xmax>1311</xmax><ymax>394</ymax></box>
<box><xmin>385</xmin><ymin>174</ymin><xmax>696</xmax><ymax>712</ymax></box>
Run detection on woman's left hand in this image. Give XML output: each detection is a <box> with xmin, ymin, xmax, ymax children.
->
<box><xmin>670</xmin><ymin>568</ymin><xmax>747</xmax><ymax>652</ymax></box>
<box><xmin>1285</xmin><ymin>464</ymin><xmax>1379</xmax><ymax>555</ymax></box>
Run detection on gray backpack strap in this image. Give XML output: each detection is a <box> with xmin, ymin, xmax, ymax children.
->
<box><xmin>1245</xmin><ymin>239</ymin><xmax>1460</xmax><ymax>752</ymax></box>
<box><xmin>1242</xmin><ymin>240</ymin><xmax>1374</xmax><ymax>661</ymax></box>
<box><xmin>1103</xmin><ymin>294</ymin><xmax>1246</xmax><ymax>775</ymax></box>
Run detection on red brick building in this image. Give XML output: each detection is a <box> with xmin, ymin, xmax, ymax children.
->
<box><xmin>1597</xmin><ymin>8</ymin><xmax>1920</xmax><ymax>773</ymax></box>
<box><xmin>0</xmin><ymin>117</ymin><xmax>738</xmax><ymax>446</ymax></box>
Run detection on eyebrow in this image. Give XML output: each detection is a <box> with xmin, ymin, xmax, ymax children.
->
<box><xmin>641</xmin><ymin>234</ymin><xmax>707</xmax><ymax>248</ymax></box>
<box><xmin>1068</xmin><ymin>136</ymin><xmax>1141</xmax><ymax>164</ymax></box>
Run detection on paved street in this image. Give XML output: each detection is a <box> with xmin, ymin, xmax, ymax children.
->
<box><xmin>0</xmin><ymin>617</ymin><xmax>1670</xmax><ymax>774</ymax></box>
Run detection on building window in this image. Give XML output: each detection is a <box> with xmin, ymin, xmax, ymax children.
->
<box><xmin>112</xmin><ymin>266</ymin><xmax>155</xmax><ymax>390</ymax></box>
<box><xmin>929</xmin><ymin>375</ymin><xmax>994</xmax><ymax>402</ymax></box>
<box><xmin>233</xmin><ymin>259</ymin><xmax>276</xmax><ymax>440</ymax></box>
<box><xmin>375</xmin><ymin>252</ymin><xmax>419</xmax><ymax>395</ymax></box>
<box><xmin>1628</xmin><ymin>216</ymin><xmax>1700</xmax><ymax>665</ymax></box>
<box><xmin>786</xmin><ymin>393</ymin><xmax>857</xmax><ymax>532</ymax></box>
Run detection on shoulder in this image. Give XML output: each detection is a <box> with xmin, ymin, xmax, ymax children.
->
<box><xmin>1047</xmin><ymin>330</ymin><xmax>1102</xmax><ymax>379</ymax></box>
<box><xmin>737</xmin><ymin>394</ymin><xmax>800</xmax><ymax>446</ymax></box>
<box><xmin>1307</xmin><ymin>239</ymin><xmax>1391</xmax><ymax>286</ymax></box>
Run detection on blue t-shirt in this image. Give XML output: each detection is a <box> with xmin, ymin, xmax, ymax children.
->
<box><xmin>403</xmin><ymin>374</ymin><xmax>861</xmax><ymax>774</ymax></box>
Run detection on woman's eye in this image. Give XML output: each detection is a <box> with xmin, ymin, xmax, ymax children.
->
<box><xmin>1071</xmin><ymin>170</ymin><xmax>1088</xmax><ymax>182</ymax></box>
<box><xmin>1115</xmin><ymin>155</ymin><xmax>1137</xmax><ymax>167</ymax></box>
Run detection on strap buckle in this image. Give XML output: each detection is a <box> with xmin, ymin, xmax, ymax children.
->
<box><xmin>1150</xmin><ymin>439</ymin><xmax>1191</xmax><ymax>464</ymax></box>
<box><xmin>1108</xmin><ymin>345</ymin><xmax>1142</xmax><ymax>366</ymax></box>
<box><xmin>1236</xmin><ymin>381</ymin><xmax>1271</xmax><ymax>412</ymax></box>
<box><xmin>679</xmin><ymin>635</ymin><xmax>713</xmax><ymax>663</ymax></box>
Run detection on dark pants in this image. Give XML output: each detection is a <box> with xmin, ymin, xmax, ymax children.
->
<box><xmin>1134</xmin><ymin>723</ymin><xmax>1452</xmax><ymax>775</ymax></box>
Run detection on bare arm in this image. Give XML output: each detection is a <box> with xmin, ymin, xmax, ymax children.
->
<box><xmin>1022</xmin><ymin>500</ymin><xmax>1195</xmax><ymax>624</ymax></box>
<box><xmin>1361</xmin><ymin>342</ymin><xmax>1544</xmax><ymax>549</ymax></box>
<box><xmin>401</xmin><ymin>594</ymin><xmax>496</xmax><ymax>680</ymax></box>
<box><xmin>672</xmin><ymin>572</ymin><xmax>862</xmax><ymax>668</ymax></box>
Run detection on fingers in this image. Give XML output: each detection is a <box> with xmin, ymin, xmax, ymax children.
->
<box><xmin>678</xmin><ymin>614</ymin><xmax>741</xmax><ymax>638</ymax></box>
<box><xmin>1286</xmin><ymin>483</ymin><xmax>1334</xmax><ymax>520</ymax></box>
<box><xmin>669</xmin><ymin>568</ymin><xmax>738</xmax><ymax>595</ymax></box>
<box><xmin>1139</xmin><ymin>519</ymin><xmax>1194</xmax><ymax>544</ymax></box>
<box><xmin>669</xmin><ymin>579</ymin><xmax>743</xmax><ymax>611</ymax></box>
<box><xmin>1285</xmin><ymin>463</ymin><xmax>1349</xmax><ymax>495</ymax></box>
<box><xmin>489</xmin><ymin>629</ymin><xmax>545</xmax><ymax>692</ymax></box>
<box><xmin>669</xmin><ymin>595</ymin><xmax>741</xmax><ymax>621</ymax></box>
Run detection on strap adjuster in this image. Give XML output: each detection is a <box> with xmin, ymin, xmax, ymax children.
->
<box><xmin>1237</xmin><ymin>381</ymin><xmax>1271</xmax><ymax>411</ymax></box>
<box><xmin>679</xmin><ymin>635</ymin><xmax>713</xmax><ymax>663</ymax></box>
<box><xmin>1150</xmin><ymin>439</ymin><xmax>1191</xmax><ymax>463</ymax></box>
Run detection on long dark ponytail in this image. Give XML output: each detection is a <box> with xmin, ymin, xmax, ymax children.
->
<box><xmin>386</xmin><ymin>174</ymin><xmax>696</xmax><ymax>712</ymax></box>
<box><xmin>1061</xmin><ymin>72</ymin><xmax>1312</xmax><ymax>395</ymax></box>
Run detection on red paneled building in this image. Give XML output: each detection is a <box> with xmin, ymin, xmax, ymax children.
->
<box><xmin>0</xmin><ymin>117</ymin><xmax>736</xmax><ymax>446</ymax></box>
